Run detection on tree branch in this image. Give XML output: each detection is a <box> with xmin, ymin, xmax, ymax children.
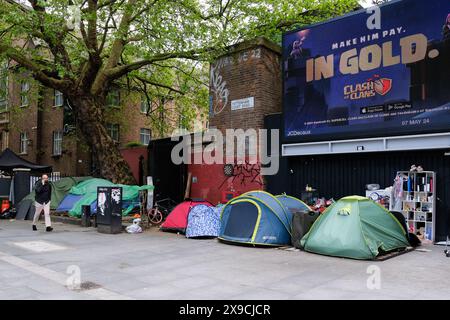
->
<box><xmin>0</xmin><ymin>43</ymin><xmax>71</xmax><ymax>90</ymax></box>
<box><xmin>135</xmin><ymin>75</ymin><xmax>184</xmax><ymax>95</ymax></box>
<box><xmin>105</xmin><ymin>47</ymin><xmax>213</xmax><ymax>81</ymax></box>
<box><xmin>27</xmin><ymin>0</ymin><xmax>73</xmax><ymax>73</ymax></box>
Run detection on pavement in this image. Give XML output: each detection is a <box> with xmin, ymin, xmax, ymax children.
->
<box><xmin>0</xmin><ymin>219</ymin><xmax>449</xmax><ymax>300</ymax></box>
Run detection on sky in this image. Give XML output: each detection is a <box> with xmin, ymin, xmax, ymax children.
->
<box><xmin>359</xmin><ymin>0</ymin><xmax>378</xmax><ymax>8</ymax></box>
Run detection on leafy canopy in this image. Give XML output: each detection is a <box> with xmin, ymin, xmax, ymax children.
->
<box><xmin>0</xmin><ymin>0</ymin><xmax>358</xmax><ymax>134</ymax></box>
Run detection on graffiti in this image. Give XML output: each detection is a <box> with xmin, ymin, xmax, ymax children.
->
<box><xmin>210</xmin><ymin>65</ymin><xmax>229</xmax><ymax>115</ymax></box>
<box><xmin>210</xmin><ymin>48</ymin><xmax>262</xmax><ymax>115</ymax></box>
<box><xmin>238</xmin><ymin>48</ymin><xmax>262</xmax><ymax>62</ymax></box>
<box><xmin>218</xmin><ymin>161</ymin><xmax>263</xmax><ymax>189</ymax></box>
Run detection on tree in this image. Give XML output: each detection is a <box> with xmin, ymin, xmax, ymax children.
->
<box><xmin>0</xmin><ymin>0</ymin><xmax>357</xmax><ymax>184</ymax></box>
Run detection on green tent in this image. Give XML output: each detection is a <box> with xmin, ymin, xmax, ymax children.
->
<box><xmin>300</xmin><ymin>196</ymin><xmax>410</xmax><ymax>260</ymax></box>
<box><xmin>68</xmin><ymin>178</ymin><xmax>154</xmax><ymax>217</ymax></box>
<box><xmin>22</xmin><ymin>176</ymin><xmax>92</xmax><ymax>210</ymax></box>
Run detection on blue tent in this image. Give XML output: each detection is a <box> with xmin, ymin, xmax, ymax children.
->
<box><xmin>218</xmin><ymin>191</ymin><xmax>295</xmax><ymax>246</ymax></box>
<box><xmin>55</xmin><ymin>194</ymin><xmax>83</xmax><ymax>212</ymax></box>
<box><xmin>276</xmin><ymin>194</ymin><xmax>310</xmax><ymax>213</ymax></box>
<box><xmin>56</xmin><ymin>193</ymin><xmax>140</xmax><ymax>216</ymax></box>
<box><xmin>186</xmin><ymin>205</ymin><xmax>221</xmax><ymax>238</ymax></box>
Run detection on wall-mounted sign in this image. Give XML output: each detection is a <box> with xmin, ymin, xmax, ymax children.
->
<box><xmin>231</xmin><ymin>97</ymin><xmax>254</xmax><ymax>111</ymax></box>
<box><xmin>282</xmin><ymin>0</ymin><xmax>450</xmax><ymax>143</ymax></box>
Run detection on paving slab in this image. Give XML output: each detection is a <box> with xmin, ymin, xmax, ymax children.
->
<box><xmin>1</xmin><ymin>220</ymin><xmax>449</xmax><ymax>300</ymax></box>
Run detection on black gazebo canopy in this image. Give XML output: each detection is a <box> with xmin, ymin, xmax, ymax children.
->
<box><xmin>0</xmin><ymin>148</ymin><xmax>52</xmax><ymax>173</ymax></box>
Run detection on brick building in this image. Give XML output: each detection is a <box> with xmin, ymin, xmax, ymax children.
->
<box><xmin>0</xmin><ymin>60</ymin><xmax>161</xmax><ymax>177</ymax></box>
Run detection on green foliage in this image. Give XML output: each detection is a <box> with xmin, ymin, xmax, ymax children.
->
<box><xmin>0</xmin><ymin>0</ymin><xmax>359</xmax><ymax>136</ymax></box>
<box><xmin>125</xmin><ymin>141</ymin><xmax>144</xmax><ymax>148</ymax></box>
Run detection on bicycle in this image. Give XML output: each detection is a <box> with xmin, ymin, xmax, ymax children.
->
<box><xmin>145</xmin><ymin>197</ymin><xmax>177</xmax><ymax>228</ymax></box>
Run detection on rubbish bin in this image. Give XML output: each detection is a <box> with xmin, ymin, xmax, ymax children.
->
<box><xmin>291</xmin><ymin>210</ymin><xmax>320</xmax><ymax>249</ymax></box>
<box><xmin>81</xmin><ymin>205</ymin><xmax>91</xmax><ymax>227</ymax></box>
<box><xmin>96</xmin><ymin>186</ymin><xmax>122</xmax><ymax>234</ymax></box>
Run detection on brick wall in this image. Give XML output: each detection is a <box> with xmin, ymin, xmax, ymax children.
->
<box><xmin>38</xmin><ymin>88</ymin><xmax>82</xmax><ymax>176</ymax></box>
<box><xmin>1</xmin><ymin>83</ymin><xmax>154</xmax><ymax>177</ymax></box>
<box><xmin>209</xmin><ymin>37</ymin><xmax>282</xmax><ymax>134</ymax></box>
<box><xmin>113</xmin><ymin>93</ymin><xmax>151</xmax><ymax>148</ymax></box>
<box><xmin>189</xmin><ymin>37</ymin><xmax>282</xmax><ymax>203</ymax></box>
<box><xmin>8</xmin><ymin>73</ymin><xmax>39</xmax><ymax>163</ymax></box>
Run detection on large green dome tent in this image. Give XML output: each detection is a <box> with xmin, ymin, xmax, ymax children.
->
<box><xmin>300</xmin><ymin>196</ymin><xmax>410</xmax><ymax>260</ymax></box>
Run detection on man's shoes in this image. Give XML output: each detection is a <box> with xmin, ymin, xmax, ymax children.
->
<box><xmin>46</xmin><ymin>226</ymin><xmax>53</xmax><ymax>232</ymax></box>
<box><xmin>32</xmin><ymin>225</ymin><xmax>37</xmax><ymax>231</ymax></box>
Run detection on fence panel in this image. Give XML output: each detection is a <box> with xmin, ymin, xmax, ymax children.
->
<box><xmin>29</xmin><ymin>172</ymin><xmax>62</xmax><ymax>192</ymax></box>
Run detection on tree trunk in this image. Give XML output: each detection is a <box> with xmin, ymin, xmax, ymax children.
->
<box><xmin>71</xmin><ymin>95</ymin><xmax>136</xmax><ymax>185</ymax></box>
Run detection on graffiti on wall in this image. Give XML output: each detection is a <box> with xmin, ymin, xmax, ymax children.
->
<box><xmin>218</xmin><ymin>161</ymin><xmax>263</xmax><ymax>189</ymax></box>
<box><xmin>210</xmin><ymin>48</ymin><xmax>262</xmax><ymax>115</ymax></box>
<box><xmin>210</xmin><ymin>65</ymin><xmax>229</xmax><ymax>115</ymax></box>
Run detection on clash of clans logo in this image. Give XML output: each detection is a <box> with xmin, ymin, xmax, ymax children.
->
<box><xmin>344</xmin><ymin>75</ymin><xmax>392</xmax><ymax>100</ymax></box>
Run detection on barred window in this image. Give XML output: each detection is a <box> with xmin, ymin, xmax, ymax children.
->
<box><xmin>53</xmin><ymin>131</ymin><xmax>63</xmax><ymax>156</ymax></box>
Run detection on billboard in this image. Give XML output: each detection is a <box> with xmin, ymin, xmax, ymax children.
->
<box><xmin>283</xmin><ymin>0</ymin><xmax>450</xmax><ymax>143</ymax></box>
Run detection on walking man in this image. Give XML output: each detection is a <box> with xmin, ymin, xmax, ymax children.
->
<box><xmin>32</xmin><ymin>174</ymin><xmax>53</xmax><ymax>232</ymax></box>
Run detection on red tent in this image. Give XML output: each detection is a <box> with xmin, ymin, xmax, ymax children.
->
<box><xmin>161</xmin><ymin>199</ymin><xmax>213</xmax><ymax>233</ymax></box>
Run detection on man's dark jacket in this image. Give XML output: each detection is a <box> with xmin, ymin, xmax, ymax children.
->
<box><xmin>35</xmin><ymin>181</ymin><xmax>52</xmax><ymax>205</ymax></box>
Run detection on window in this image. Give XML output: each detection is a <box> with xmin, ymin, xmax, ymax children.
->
<box><xmin>106</xmin><ymin>124</ymin><xmax>120</xmax><ymax>142</ymax></box>
<box><xmin>0</xmin><ymin>62</ymin><xmax>8</xmax><ymax>111</ymax></box>
<box><xmin>140</xmin><ymin>128</ymin><xmax>151</xmax><ymax>145</ymax></box>
<box><xmin>52</xmin><ymin>131</ymin><xmax>63</xmax><ymax>156</ymax></box>
<box><xmin>106</xmin><ymin>90</ymin><xmax>120</xmax><ymax>107</ymax></box>
<box><xmin>54</xmin><ymin>90</ymin><xmax>64</xmax><ymax>107</ymax></box>
<box><xmin>20</xmin><ymin>81</ymin><xmax>30</xmax><ymax>107</ymax></box>
<box><xmin>20</xmin><ymin>132</ymin><xmax>28</xmax><ymax>154</ymax></box>
<box><xmin>0</xmin><ymin>131</ymin><xmax>8</xmax><ymax>151</ymax></box>
<box><xmin>140</xmin><ymin>96</ymin><xmax>150</xmax><ymax>114</ymax></box>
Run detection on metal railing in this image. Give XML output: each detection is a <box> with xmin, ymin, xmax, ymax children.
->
<box><xmin>29</xmin><ymin>172</ymin><xmax>63</xmax><ymax>192</ymax></box>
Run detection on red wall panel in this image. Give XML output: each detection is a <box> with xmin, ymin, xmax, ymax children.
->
<box><xmin>188</xmin><ymin>159</ymin><xmax>264</xmax><ymax>204</ymax></box>
<box><xmin>120</xmin><ymin>147</ymin><xmax>148</xmax><ymax>184</ymax></box>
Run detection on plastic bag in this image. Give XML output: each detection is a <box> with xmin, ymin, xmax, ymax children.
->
<box><xmin>126</xmin><ymin>218</ymin><xmax>143</xmax><ymax>234</ymax></box>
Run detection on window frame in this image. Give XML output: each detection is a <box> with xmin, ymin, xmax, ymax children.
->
<box><xmin>54</xmin><ymin>90</ymin><xmax>64</xmax><ymax>107</ymax></box>
<box><xmin>0</xmin><ymin>131</ymin><xmax>9</xmax><ymax>151</ymax></box>
<box><xmin>20</xmin><ymin>81</ymin><xmax>30</xmax><ymax>107</ymax></box>
<box><xmin>140</xmin><ymin>95</ymin><xmax>150</xmax><ymax>114</ymax></box>
<box><xmin>106</xmin><ymin>90</ymin><xmax>120</xmax><ymax>108</ymax></box>
<box><xmin>106</xmin><ymin>123</ymin><xmax>120</xmax><ymax>142</ymax></box>
<box><xmin>0</xmin><ymin>61</ymin><xmax>8</xmax><ymax>111</ymax></box>
<box><xmin>52</xmin><ymin>130</ymin><xmax>63</xmax><ymax>156</ymax></box>
<box><xmin>139</xmin><ymin>128</ymin><xmax>151</xmax><ymax>145</ymax></box>
<box><xmin>19</xmin><ymin>132</ymin><xmax>28</xmax><ymax>154</ymax></box>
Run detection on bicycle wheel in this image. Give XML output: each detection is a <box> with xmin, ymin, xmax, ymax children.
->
<box><xmin>148</xmin><ymin>208</ymin><xmax>163</xmax><ymax>226</ymax></box>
